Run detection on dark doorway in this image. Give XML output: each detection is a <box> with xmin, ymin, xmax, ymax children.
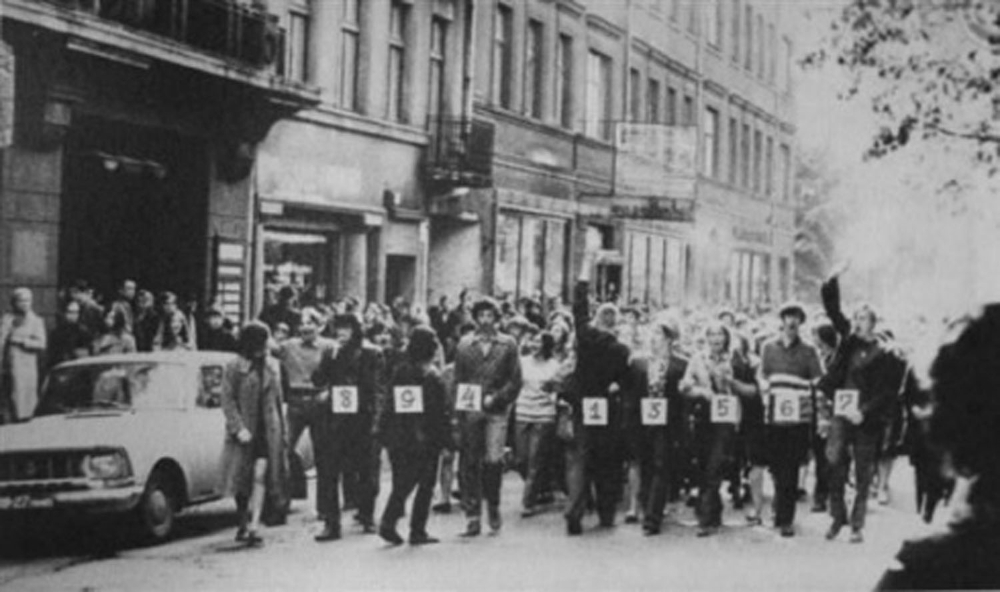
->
<box><xmin>60</xmin><ymin>117</ymin><xmax>209</xmax><ymax>301</ymax></box>
<box><xmin>386</xmin><ymin>254</ymin><xmax>417</xmax><ymax>304</ymax></box>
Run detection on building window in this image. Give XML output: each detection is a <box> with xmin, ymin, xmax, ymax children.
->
<box><xmin>765</xmin><ymin>136</ymin><xmax>775</xmax><ymax>196</ymax></box>
<box><xmin>741</xmin><ymin>122</ymin><xmax>750</xmax><ymax>188</ymax></box>
<box><xmin>669</xmin><ymin>0</ymin><xmax>678</xmax><ymax>22</ymax></box>
<box><xmin>683</xmin><ymin>95</ymin><xmax>694</xmax><ymax>126</ymax></box>
<box><xmin>496</xmin><ymin>213</ymin><xmax>567</xmax><ymax>301</ymax></box>
<box><xmin>629</xmin><ymin>68</ymin><xmax>642</xmax><ymax>122</ymax></box>
<box><xmin>524</xmin><ymin>19</ymin><xmax>544</xmax><ymax>119</ymax></box>
<box><xmin>386</xmin><ymin>1</ymin><xmax>408</xmax><ymax>122</ymax></box>
<box><xmin>744</xmin><ymin>6</ymin><xmax>753</xmax><ymax>71</ymax></box>
<box><xmin>666</xmin><ymin>86</ymin><xmax>677</xmax><ymax>125</ymax></box>
<box><xmin>287</xmin><ymin>6</ymin><xmax>310</xmax><ymax>83</ymax></box>
<box><xmin>687</xmin><ymin>2</ymin><xmax>698</xmax><ymax>34</ymax></box>
<box><xmin>707</xmin><ymin>0</ymin><xmax>722</xmax><ymax>48</ymax></box>
<box><xmin>556</xmin><ymin>33</ymin><xmax>574</xmax><ymax>129</ymax></box>
<box><xmin>780</xmin><ymin>143</ymin><xmax>791</xmax><ymax>202</ymax></box>
<box><xmin>753</xmin><ymin>129</ymin><xmax>763</xmax><ymax>193</ymax></box>
<box><xmin>648</xmin><ymin>78</ymin><xmax>661</xmax><ymax>123</ymax></box>
<box><xmin>340</xmin><ymin>0</ymin><xmax>361</xmax><ymax>111</ymax></box>
<box><xmin>427</xmin><ymin>16</ymin><xmax>447</xmax><ymax>127</ymax></box>
<box><xmin>493</xmin><ymin>4</ymin><xmax>514</xmax><ymax>109</ymax></box>
<box><xmin>665</xmin><ymin>237</ymin><xmax>685</xmax><ymax>303</ymax></box>
<box><xmin>585</xmin><ymin>50</ymin><xmax>613</xmax><ymax>141</ymax></box>
<box><xmin>731</xmin><ymin>0</ymin><xmax>740</xmax><ymax>63</ymax></box>
<box><xmin>728</xmin><ymin>116</ymin><xmax>738</xmax><ymax>185</ymax></box>
<box><xmin>628</xmin><ymin>234</ymin><xmax>650</xmax><ymax>303</ymax></box>
<box><xmin>778</xmin><ymin>257</ymin><xmax>790</xmax><ymax>302</ymax></box>
<box><xmin>768</xmin><ymin>23</ymin><xmax>777</xmax><ymax>83</ymax></box>
<box><xmin>703</xmin><ymin>107</ymin><xmax>719</xmax><ymax>178</ymax></box>
<box><xmin>757</xmin><ymin>14</ymin><xmax>765</xmax><ymax>78</ymax></box>
<box><xmin>783</xmin><ymin>37</ymin><xmax>793</xmax><ymax>92</ymax></box>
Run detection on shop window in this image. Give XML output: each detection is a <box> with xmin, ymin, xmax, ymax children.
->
<box><xmin>649</xmin><ymin>237</ymin><xmax>666</xmax><ymax>307</ymax></box>
<box><xmin>263</xmin><ymin>229</ymin><xmax>335</xmax><ymax>306</ymax></box>
<box><xmin>665</xmin><ymin>237</ymin><xmax>685</xmax><ymax>303</ymax></box>
<box><xmin>628</xmin><ymin>234</ymin><xmax>649</xmax><ymax>304</ymax></box>
<box><xmin>496</xmin><ymin>212</ymin><xmax>568</xmax><ymax>302</ymax></box>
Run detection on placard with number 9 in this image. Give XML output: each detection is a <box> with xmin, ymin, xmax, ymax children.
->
<box><xmin>834</xmin><ymin>389</ymin><xmax>859</xmax><ymax>417</ymax></box>
<box><xmin>641</xmin><ymin>398</ymin><xmax>668</xmax><ymax>426</ymax></box>
<box><xmin>394</xmin><ymin>386</ymin><xmax>424</xmax><ymax>414</ymax></box>
<box><xmin>455</xmin><ymin>383</ymin><xmax>483</xmax><ymax>412</ymax></box>
<box><xmin>711</xmin><ymin>395</ymin><xmax>740</xmax><ymax>424</ymax></box>
<box><xmin>331</xmin><ymin>386</ymin><xmax>359</xmax><ymax>414</ymax></box>
<box><xmin>582</xmin><ymin>397</ymin><xmax>608</xmax><ymax>426</ymax></box>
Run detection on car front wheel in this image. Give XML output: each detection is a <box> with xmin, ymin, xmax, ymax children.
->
<box><xmin>135</xmin><ymin>471</ymin><xmax>179</xmax><ymax>542</ymax></box>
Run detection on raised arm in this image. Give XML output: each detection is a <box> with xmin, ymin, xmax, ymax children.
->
<box><xmin>821</xmin><ymin>275</ymin><xmax>851</xmax><ymax>338</ymax></box>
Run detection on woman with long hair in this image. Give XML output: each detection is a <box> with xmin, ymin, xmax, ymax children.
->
<box><xmin>92</xmin><ymin>306</ymin><xmax>137</xmax><ymax>355</ymax></box>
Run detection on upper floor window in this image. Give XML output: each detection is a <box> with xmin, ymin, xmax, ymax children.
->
<box><xmin>703</xmin><ymin>107</ymin><xmax>719</xmax><ymax>178</ymax></box>
<box><xmin>648</xmin><ymin>78</ymin><xmax>661</xmax><ymax>123</ymax></box>
<box><xmin>287</xmin><ymin>1</ymin><xmax>311</xmax><ymax>84</ymax></box>
<box><xmin>765</xmin><ymin>136</ymin><xmax>775</xmax><ymax>196</ymax></box>
<box><xmin>756</xmin><ymin>14</ymin><xmax>765</xmax><ymax>78</ymax></box>
<box><xmin>585</xmin><ymin>50</ymin><xmax>613</xmax><ymax>141</ymax></box>
<box><xmin>524</xmin><ymin>19</ymin><xmax>544</xmax><ymax>119</ymax></box>
<box><xmin>707</xmin><ymin>0</ymin><xmax>723</xmax><ymax>48</ymax></box>
<box><xmin>744</xmin><ymin>6</ymin><xmax>753</xmax><ymax>71</ymax></box>
<box><xmin>728</xmin><ymin>117</ymin><xmax>738</xmax><ymax>185</ymax></box>
<box><xmin>629</xmin><ymin>68</ymin><xmax>642</xmax><ymax>122</ymax></box>
<box><xmin>556</xmin><ymin>33</ymin><xmax>574</xmax><ymax>129</ymax></box>
<box><xmin>768</xmin><ymin>23</ymin><xmax>777</xmax><ymax>83</ymax></box>
<box><xmin>731</xmin><ymin>0</ymin><xmax>741</xmax><ymax>63</ymax></box>
<box><xmin>683</xmin><ymin>95</ymin><xmax>695</xmax><ymax>126</ymax></box>
<box><xmin>666</xmin><ymin>87</ymin><xmax>677</xmax><ymax>125</ymax></box>
<box><xmin>493</xmin><ymin>4</ymin><xmax>514</xmax><ymax>109</ymax></box>
<box><xmin>386</xmin><ymin>0</ymin><xmax>409</xmax><ymax>122</ymax></box>
<box><xmin>753</xmin><ymin>129</ymin><xmax>763</xmax><ymax>192</ymax></box>
<box><xmin>341</xmin><ymin>0</ymin><xmax>362</xmax><ymax>111</ymax></box>
<box><xmin>741</xmin><ymin>122</ymin><xmax>751</xmax><ymax>188</ymax></box>
<box><xmin>780</xmin><ymin>143</ymin><xmax>791</xmax><ymax>202</ymax></box>
<box><xmin>427</xmin><ymin>16</ymin><xmax>448</xmax><ymax>126</ymax></box>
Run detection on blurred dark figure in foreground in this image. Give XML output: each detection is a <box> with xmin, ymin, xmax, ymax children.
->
<box><xmin>876</xmin><ymin>304</ymin><xmax>1000</xmax><ymax>590</ymax></box>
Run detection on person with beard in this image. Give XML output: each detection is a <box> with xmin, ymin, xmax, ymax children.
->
<box><xmin>311</xmin><ymin>314</ymin><xmax>387</xmax><ymax>541</ymax></box>
<box><xmin>200</xmin><ymin>308</ymin><xmax>238</xmax><ymax>352</ymax></box>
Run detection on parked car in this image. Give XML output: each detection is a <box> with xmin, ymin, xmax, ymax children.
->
<box><xmin>0</xmin><ymin>351</ymin><xmax>239</xmax><ymax>542</ymax></box>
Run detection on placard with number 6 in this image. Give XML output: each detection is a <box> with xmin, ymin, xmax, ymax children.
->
<box><xmin>582</xmin><ymin>397</ymin><xmax>608</xmax><ymax>426</ymax></box>
<box><xmin>394</xmin><ymin>386</ymin><xmax>424</xmax><ymax>414</ymax></box>
<box><xmin>641</xmin><ymin>398</ymin><xmax>668</xmax><ymax>426</ymax></box>
<box><xmin>710</xmin><ymin>395</ymin><xmax>740</xmax><ymax>424</ymax></box>
<box><xmin>834</xmin><ymin>389</ymin><xmax>859</xmax><ymax>417</ymax></box>
<box><xmin>331</xmin><ymin>386</ymin><xmax>359</xmax><ymax>414</ymax></box>
<box><xmin>771</xmin><ymin>391</ymin><xmax>801</xmax><ymax>424</ymax></box>
<box><xmin>455</xmin><ymin>383</ymin><xmax>483</xmax><ymax>412</ymax></box>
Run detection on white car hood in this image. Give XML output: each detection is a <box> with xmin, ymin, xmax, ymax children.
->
<box><xmin>0</xmin><ymin>412</ymin><xmax>182</xmax><ymax>453</ymax></box>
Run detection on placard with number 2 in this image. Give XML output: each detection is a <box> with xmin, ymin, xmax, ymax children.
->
<box><xmin>394</xmin><ymin>386</ymin><xmax>424</xmax><ymax>414</ymax></box>
<box><xmin>455</xmin><ymin>383</ymin><xmax>483</xmax><ymax>412</ymax></box>
<box><xmin>331</xmin><ymin>386</ymin><xmax>358</xmax><ymax>414</ymax></box>
<box><xmin>582</xmin><ymin>398</ymin><xmax>608</xmax><ymax>426</ymax></box>
<box><xmin>641</xmin><ymin>398</ymin><xmax>668</xmax><ymax>426</ymax></box>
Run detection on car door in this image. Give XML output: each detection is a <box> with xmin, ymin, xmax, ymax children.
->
<box><xmin>182</xmin><ymin>363</ymin><xmax>227</xmax><ymax>502</ymax></box>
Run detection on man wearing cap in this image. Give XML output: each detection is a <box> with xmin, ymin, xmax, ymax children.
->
<box><xmin>453</xmin><ymin>297</ymin><xmax>523</xmax><ymax>537</ymax></box>
<box><xmin>311</xmin><ymin>313</ymin><xmax>387</xmax><ymax>541</ymax></box>
<box><xmin>758</xmin><ymin>301</ymin><xmax>824</xmax><ymax>537</ymax></box>
<box><xmin>563</xmin><ymin>252</ymin><xmax>632</xmax><ymax>535</ymax></box>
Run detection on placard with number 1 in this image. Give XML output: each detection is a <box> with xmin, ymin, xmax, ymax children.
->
<box><xmin>582</xmin><ymin>398</ymin><xmax>608</xmax><ymax>426</ymax></box>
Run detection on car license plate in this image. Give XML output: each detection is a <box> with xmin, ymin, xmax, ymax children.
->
<box><xmin>0</xmin><ymin>494</ymin><xmax>54</xmax><ymax>510</ymax></box>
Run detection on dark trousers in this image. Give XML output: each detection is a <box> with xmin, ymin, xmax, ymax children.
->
<box><xmin>565</xmin><ymin>424</ymin><xmax>622</xmax><ymax>524</ymax></box>
<box><xmin>381</xmin><ymin>447</ymin><xmax>439</xmax><ymax>536</ymax></box>
<box><xmin>812</xmin><ymin>433</ymin><xmax>830</xmax><ymax>504</ymax></box>
<box><xmin>318</xmin><ymin>428</ymin><xmax>380</xmax><ymax>527</ymax></box>
<box><xmin>286</xmin><ymin>398</ymin><xmax>325</xmax><ymax>503</ymax></box>
<box><xmin>639</xmin><ymin>428</ymin><xmax>676</xmax><ymax>529</ymax></box>
<box><xmin>515</xmin><ymin>421</ymin><xmax>555</xmax><ymax>510</ymax></box>
<box><xmin>458</xmin><ymin>414</ymin><xmax>508</xmax><ymax>520</ymax></box>
<box><xmin>767</xmin><ymin>424</ymin><xmax>810</xmax><ymax>528</ymax></box>
<box><xmin>827</xmin><ymin>419</ymin><xmax>879</xmax><ymax>531</ymax></box>
<box><xmin>696</xmin><ymin>423</ymin><xmax>736</xmax><ymax>527</ymax></box>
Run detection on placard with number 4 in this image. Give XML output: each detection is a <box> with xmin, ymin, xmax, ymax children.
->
<box><xmin>710</xmin><ymin>395</ymin><xmax>740</xmax><ymax>424</ymax></box>
<box><xmin>582</xmin><ymin>398</ymin><xmax>608</xmax><ymax>426</ymax></box>
<box><xmin>834</xmin><ymin>389</ymin><xmax>859</xmax><ymax>417</ymax></box>
<box><xmin>641</xmin><ymin>398</ymin><xmax>668</xmax><ymax>426</ymax></box>
<box><xmin>394</xmin><ymin>386</ymin><xmax>424</xmax><ymax>414</ymax></box>
<box><xmin>455</xmin><ymin>383</ymin><xmax>483</xmax><ymax>412</ymax></box>
<box><xmin>331</xmin><ymin>386</ymin><xmax>359</xmax><ymax>414</ymax></box>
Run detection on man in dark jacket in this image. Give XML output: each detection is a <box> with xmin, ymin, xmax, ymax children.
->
<box><xmin>820</xmin><ymin>268</ymin><xmax>899</xmax><ymax>543</ymax></box>
<box><xmin>311</xmin><ymin>314</ymin><xmax>387</xmax><ymax>541</ymax></box>
<box><xmin>563</xmin><ymin>251</ymin><xmax>632</xmax><ymax>535</ymax></box>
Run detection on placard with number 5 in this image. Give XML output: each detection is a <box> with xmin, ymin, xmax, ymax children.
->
<box><xmin>582</xmin><ymin>398</ymin><xmax>608</xmax><ymax>426</ymax></box>
<box><xmin>394</xmin><ymin>386</ymin><xmax>424</xmax><ymax>414</ymax></box>
<box><xmin>455</xmin><ymin>383</ymin><xmax>483</xmax><ymax>412</ymax></box>
<box><xmin>834</xmin><ymin>389</ymin><xmax>859</xmax><ymax>417</ymax></box>
<box><xmin>710</xmin><ymin>395</ymin><xmax>740</xmax><ymax>424</ymax></box>
<box><xmin>641</xmin><ymin>398</ymin><xmax>668</xmax><ymax>426</ymax></box>
<box><xmin>331</xmin><ymin>386</ymin><xmax>359</xmax><ymax>414</ymax></box>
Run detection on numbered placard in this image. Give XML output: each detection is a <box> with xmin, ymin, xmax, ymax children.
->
<box><xmin>582</xmin><ymin>397</ymin><xmax>608</xmax><ymax>426</ymax></box>
<box><xmin>455</xmin><ymin>383</ymin><xmax>483</xmax><ymax>412</ymax></box>
<box><xmin>641</xmin><ymin>398</ymin><xmax>668</xmax><ymax>426</ymax></box>
<box><xmin>772</xmin><ymin>391</ymin><xmax>801</xmax><ymax>424</ymax></box>
<box><xmin>834</xmin><ymin>389</ymin><xmax>859</xmax><ymax>417</ymax></box>
<box><xmin>394</xmin><ymin>386</ymin><xmax>424</xmax><ymax>414</ymax></box>
<box><xmin>710</xmin><ymin>395</ymin><xmax>740</xmax><ymax>424</ymax></box>
<box><xmin>331</xmin><ymin>386</ymin><xmax>359</xmax><ymax>414</ymax></box>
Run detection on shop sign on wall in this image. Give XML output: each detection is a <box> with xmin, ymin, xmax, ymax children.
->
<box><xmin>614</xmin><ymin>123</ymin><xmax>696</xmax><ymax>199</ymax></box>
<box><xmin>214</xmin><ymin>240</ymin><xmax>245</xmax><ymax>322</ymax></box>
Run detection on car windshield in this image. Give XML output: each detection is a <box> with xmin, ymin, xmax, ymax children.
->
<box><xmin>35</xmin><ymin>362</ymin><xmax>191</xmax><ymax>417</ymax></box>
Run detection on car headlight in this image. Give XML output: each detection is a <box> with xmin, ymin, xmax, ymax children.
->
<box><xmin>81</xmin><ymin>451</ymin><xmax>132</xmax><ymax>481</ymax></box>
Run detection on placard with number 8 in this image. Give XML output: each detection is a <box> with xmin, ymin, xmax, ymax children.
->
<box><xmin>834</xmin><ymin>389</ymin><xmax>859</xmax><ymax>417</ymax></box>
<box><xmin>641</xmin><ymin>398</ymin><xmax>668</xmax><ymax>426</ymax></box>
<box><xmin>394</xmin><ymin>386</ymin><xmax>424</xmax><ymax>414</ymax></box>
<box><xmin>582</xmin><ymin>397</ymin><xmax>608</xmax><ymax>426</ymax></box>
<box><xmin>331</xmin><ymin>386</ymin><xmax>359</xmax><ymax>414</ymax></box>
<box><xmin>710</xmin><ymin>395</ymin><xmax>740</xmax><ymax>424</ymax></box>
<box><xmin>455</xmin><ymin>383</ymin><xmax>483</xmax><ymax>412</ymax></box>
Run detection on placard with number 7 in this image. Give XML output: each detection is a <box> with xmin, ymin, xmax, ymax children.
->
<box><xmin>582</xmin><ymin>397</ymin><xmax>608</xmax><ymax>426</ymax></box>
<box><xmin>455</xmin><ymin>383</ymin><xmax>483</xmax><ymax>412</ymax></box>
<box><xmin>641</xmin><ymin>398</ymin><xmax>668</xmax><ymax>426</ymax></box>
<box><xmin>834</xmin><ymin>389</ymin><xmax>859</xmax><ymax>417</ymax></box>
<box><xmin>394</xmin><ymin>386</ymin><xmax>424</xmax><ymax>414</ymax></box>
<box><xmin>331</xmin><ymin>386</ymin><xmax>359</xmax><ymax>414</ymax></box>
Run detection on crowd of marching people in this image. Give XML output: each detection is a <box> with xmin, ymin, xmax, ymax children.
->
<box><xmin>4</xmin><ymin>256</ymin><xmax>1000</xmax><ymax>587</ymax></box>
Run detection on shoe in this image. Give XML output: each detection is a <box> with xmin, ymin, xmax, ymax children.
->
<box><xmin>451</xmin><ymin>490</ymin><xmax>462</xmax><ymax>501</ymax></box>
<box><xmin>624</xmin><ymin>513</ymin><xmax>639</xmax><ymax>525</ymax></box>
<box><xmin>826</xmin><ymin>522</ymin><xmax>844</xmax><ymax>541</ymax></box>
<box><xmin>235</xmin><ymin>525</ymin><xmax>248</xmax><ymax>542</ymax></box>
<box><xmin>697</xmin><ymin>525</ymin><xmax>717</xmax><ymax>537</ymax></box>
<box><xmin>566</xmin><ymin>517</ymin><xmax>583</xmax><ymax>536</ymax></box>
<box><xmin>779</xmin><ymin>525</ymin><xmax>795</xmax><ymax>538</ymax></box>
<box><xmin>732</xmin><ymin>498</ymin><xmax>744</xmax><ymax>511</ymax></box>
<box><xmin>314</xmin><ymin>523</ymin><xmax>342</xmax><ymax>542</ymax></box>
<box><xmin>409</xmin><ymin>533</ymin><xmax>440</xmax><ymax>546</ymax></box>
<box><xmin>643</xmin><ymin>525</ymin><xmax>661</xmax><ymax>536</ymax></box>
<box><xmin>460</xmin><ymin>520</ymin><xmax>481</xmax><ymax>538</ymax></box>
<box><xmin>488</xmin><ymin>506</ymin><xmax>502</xmax><ymax>533</ymax></box>
<box><xmin>521</xmin><ymin>507</ymin><xmax>539</xmax><ymax>518</ymax></box>
<box><xmin>378</xmin><ymin>524</ymin><xmax>404</xmax><ymax>545</ymax></box>
<box><xmin>878</xmin><ymin>489</ymin><xmax>890</xmax><ymax>506</ymax></box>
<box><xmin>361</xmin><ymin>523</ymin><xmax>377</xmax><ymax>535</ymax></box>
<box><xmin>812</xmin><ymin>501</ymin><xmax>828</xmax><ymax>513</ymax></box>
<box><xmin>849</xmin><ymin>529</ymin><xmax>864</xmax><ymax>544</ymax></box>
<box><xmin>796</xmin><ymin>488</ymin><xmax>808</xmax><ymax>502</ymax></box>
<box><xmin>432</xmin><ymin>502</ymin><xmax>452</xmax><ymax>515</ymax></box>
<box><xmin>746</xmin><ymin>515</ymin><xmax>763</xmax><ymax>527</ymax></box>
<box><xmin>598</xmin><ymin>516</ymin><xmax>615</xmax><ymax>528</ymax></box>
<box><xmin>244</xmin><ymin>530</ymin><xmax>263</xmax><ymax>547</ymax></box>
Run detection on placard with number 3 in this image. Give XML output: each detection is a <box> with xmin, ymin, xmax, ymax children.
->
<box><xmin>394</xmin><ymin>386</ymin><xmax>424</xmax><ymax>414</ymax></box>
<box><xmin>641</xmin><ymin>398</ymin><xmax>668</xmax><ymax>426</ymax></box>
<box><xmin>331</xmin><ymin>386</ymin><xmax>358</xmax><ymax>414</ymax></box>
<box><xmin>455</xmin><ymin>383</ymin><xmax>483</xmax><ymax>412</ymax></box>
<box><xmin>582</xmin><ymin>398</ymin><xmax>608</xmax><ymax>426</ymax></box>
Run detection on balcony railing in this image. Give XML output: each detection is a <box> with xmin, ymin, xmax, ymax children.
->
<box><xmin>45</xmin><ymin>0</ymin><xmax>285</xmax><ymax>69</ymax></box>
<box><xmin>426</xmin><ymin>116</ymin><xmax>495</xmax><ymax>188</ymax></box>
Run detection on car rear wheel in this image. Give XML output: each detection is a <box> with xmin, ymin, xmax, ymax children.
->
<box><xmin>135</xmin><ymin>470</ymin><xmax>179</xmax><ymax>542</ymax></box>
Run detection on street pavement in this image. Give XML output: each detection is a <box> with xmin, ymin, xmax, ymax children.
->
<box><xmin>1</xmin><ymin>463</ymin><xmax>946</xmax><ymax>592</ymax></box>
